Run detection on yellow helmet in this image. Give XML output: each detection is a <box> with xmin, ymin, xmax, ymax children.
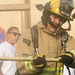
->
<box><xmin>45</xmin><ymin>0</ymin><xmax>74</xmax><ymax>20</ymax></box>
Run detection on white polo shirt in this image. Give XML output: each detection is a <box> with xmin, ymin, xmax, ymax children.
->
<box><xmin>0</xmin><ymin>41</ymin><xmax>17</xmax><ymax>75</ymax></box>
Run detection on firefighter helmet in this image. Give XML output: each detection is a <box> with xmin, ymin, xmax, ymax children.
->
<box><xmin>44</xmin><ymin>0</ymin><xmax>74</xmax><ymax>20</ymax></box>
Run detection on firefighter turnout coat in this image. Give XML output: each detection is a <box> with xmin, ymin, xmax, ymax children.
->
<box><xmin>16</xmin><ymin>21</ymin><xmax>75</xmax><ymax>75</ymax></box>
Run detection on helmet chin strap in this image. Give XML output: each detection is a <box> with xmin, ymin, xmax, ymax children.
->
<box><xmin>48</xmin><ymin>18</ymin><xmax>71</xmax><ymax>31</ymax></box>
<box><xmin>48</xmin><ymin>18</ymin><xmax>60</xmax><ymax>29</ymax></box>
<box><xmin>60</xmin><ymin>20</ymin><xmax>71</xmax><ymax>31</ymax></box>
<box><xmin>63</xmin><ymin>20</ymin><xmax>71</xmax><ymax>31</ymax></box>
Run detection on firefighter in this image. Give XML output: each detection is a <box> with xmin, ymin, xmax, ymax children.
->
<box><xmin>16</xmin><ymin>0</ymin><xmax>75</xmax><ymax>75</ymax></box>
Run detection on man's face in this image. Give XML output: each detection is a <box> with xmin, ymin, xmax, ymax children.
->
<box><xmin>7</xmin><ymin>29</ymin><xmax>21</xmax><ymax>45</ymax></box>
<box><xmin>46</xmin><ymin>14</ymin><xmax>66</xmax><ymax>33</ymax></box>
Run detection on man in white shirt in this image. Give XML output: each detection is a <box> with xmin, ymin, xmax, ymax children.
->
<box><xmin>0</xmin><ymin>26</ymin><xmax>21</xmax><ymax>75</ymax></box>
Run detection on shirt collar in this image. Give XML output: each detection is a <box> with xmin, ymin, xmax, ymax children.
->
<box><xmin>37</xmin><ymin>21</ymin><xmax>64</xmax><ymax>36</ymax></box>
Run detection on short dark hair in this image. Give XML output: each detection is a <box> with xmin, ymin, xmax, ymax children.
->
<box><xmin>7</xmin><ymin>26</ymin><xmax>19</xmax><ymax>33</ymax></box>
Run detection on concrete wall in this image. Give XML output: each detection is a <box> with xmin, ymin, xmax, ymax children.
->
<box><xmin>0</xmin><ymin>0</ymin><xmax>24</xmax><ymax>32</ymax></box>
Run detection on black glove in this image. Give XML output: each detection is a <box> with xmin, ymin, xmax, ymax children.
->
<box><xmin>59</xmin><ymin>52</ymin><xmax>74</xmax><ymax>66</ymax></box>
<box><xmin>32</xmin><ymin>54</ymin><xmax>46</xmax><ymax>69</ymax></box>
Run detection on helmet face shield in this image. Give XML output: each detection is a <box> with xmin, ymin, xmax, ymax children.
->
<box><xmin>60</xmin><ymin>0</ymin><xmax>74</xmax><ymax>17</ymax></box>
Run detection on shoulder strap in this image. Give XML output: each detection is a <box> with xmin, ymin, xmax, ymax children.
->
<box><xmin>61</xmin><ymin>31</ymin><xmax>71</xmax><ymax>75</ymax></box>
<box><xmin>61</xmin><ymin>31</ymin><xmax>68</xmax><ymax>52</ymax></box>
<box><xmin>31</xmin><ymin>25</ymin><xmax>38</xmax><ymax>55</ymax></box>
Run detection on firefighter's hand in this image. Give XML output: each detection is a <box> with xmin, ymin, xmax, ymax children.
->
<box><xmin>59</xmin><ymin>52</ymin><xmax>74</xmax><ymax>66</ymax></box>
<box><xmin>32</xmin><ymin>54</ymin><xmax>46</xmax><ymax>69</ymax></box>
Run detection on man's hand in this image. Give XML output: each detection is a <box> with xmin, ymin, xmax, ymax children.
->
<box><xmin>59</xmin><ymin>52</ymin><xmax>74</xmax><ymax>66</ymax></box>
<box><xmin>32</xmin><ymin>54</ymin><xmax>46</xmax><ymax>69</ymax></box>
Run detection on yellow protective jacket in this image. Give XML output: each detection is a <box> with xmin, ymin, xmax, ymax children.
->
<box><xmin>16</xmin><ymin>21</ymin><xmax>75</xmax><ymax>75</ymax></box>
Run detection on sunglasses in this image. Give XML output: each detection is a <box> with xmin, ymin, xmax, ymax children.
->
<box><xmin>9</xmin><ymin>32</ymin><xmax>21</xmax><ymax>37</ymax></box>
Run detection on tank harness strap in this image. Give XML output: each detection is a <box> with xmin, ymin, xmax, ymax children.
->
<box><xmin>61</xmin><ymin>31</ymin><xmax>68</xmax><ymax>52</ymax></box>
<box><xmin>61</xmin><ymin>31</ymin><xmax>71</xmax><ymax>75</ymax></box>
<box><xmin>31</xmin><ymin>25</ymin><xmax>38</xmax><ymax>55</ymax></box>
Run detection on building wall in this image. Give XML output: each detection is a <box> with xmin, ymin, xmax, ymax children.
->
<box><xmin>0</xmin><ymin>0</ymin><xmax>24</xmax><ymax>32</ymax></box>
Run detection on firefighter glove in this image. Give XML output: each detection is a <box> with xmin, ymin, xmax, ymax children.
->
<box><xmin>32</xmin><ymin>54</ymin><xmax>46</xmax><ymax>69</ymax></box>
<box><xmin>59</xmin><ymin>52</ymin><xmax>74</xmax><ymax>66</ymax></box>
